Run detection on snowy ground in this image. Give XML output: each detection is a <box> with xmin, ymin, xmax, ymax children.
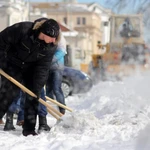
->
<box><xmin>1</xmin><ymin>70</ymin><xmax>150</xmax><ymax>150</ymax></box>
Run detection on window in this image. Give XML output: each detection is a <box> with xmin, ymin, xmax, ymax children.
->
<box><xmin>63</xmin><ymin>17</ymin><xmax>67</xmax><ymax>24</ymax></box>
<box><xmin>77</xmin><ymin>17</ymin><xmax>86</xmax><ymax>25</ymax></box>
<box><xmin>104</xmin><ymin>21</ymin><xmax>108</xmax><ymax>26</ymax></box>
<box><xmin>77</xmin><ymin>17</ymin><xmax>80</xmax><ymax>25</ymax></box>
<box><xmin>82</xmin><ymin>17</ymin><xmax>86</xmax><ymax>25</ymax></box>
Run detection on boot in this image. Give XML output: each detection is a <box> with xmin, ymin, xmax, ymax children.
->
<box><xmin>4</xmin><ymin>112</ymin><xmax>16</xmax><ymax>131</ymax></box>
<box><xmin>38</xmin><ymin>116</ymin><xmax>50</xmax><ymax>133</ymax></box>
<box><xmin>23</xmin><ymin>130</ymin><xmax>38</xmax><ymax>136</ymax></box>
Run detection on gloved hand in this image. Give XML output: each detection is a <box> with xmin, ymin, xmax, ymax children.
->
<box><xmin>33</xmin><ymin>90</ymin><xmax>40</xmax><ymax>102</ymax></box>
<box><xmin>59</xmin><ymin>107</ymin><xmax>65</xmax><ymax>115</ymax></box>
<box><xmin>25</xmin><ymin>90</ymin><xmax>40</xmax><ymax>102</ymax></box>
<box><xmin>36</xmin><ymin>94</ymin><xmax>40</xmax><ymax>101</ymax></box>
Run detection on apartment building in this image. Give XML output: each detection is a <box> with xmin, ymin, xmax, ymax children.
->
<box><xmin>31</xmin><ymin>1</ymin><xmax>111</xmax><ymax>69</ymax></box>
<box><xmin>0</xmin><ymin>0</ymin><xmax>29</xmax><ymax>31</ymax></box>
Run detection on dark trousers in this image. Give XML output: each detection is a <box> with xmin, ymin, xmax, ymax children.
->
<box><xmin>0</xmin><ymin>65</ymin><xmax>39</xmax><ymax>131</ymax></box>
<box><xmin>46</xmin><ymin>70</ymin><xmax>65</xmax><ymax>111</ymax></box>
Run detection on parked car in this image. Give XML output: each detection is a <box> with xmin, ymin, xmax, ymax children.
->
<box><xmin>61</xmin><ymin>66</ymin><xmax>93</xmax><ymax>98</ymax></box>
<box><xmin>0</xmin><ymin>67</ymin><xmax>93</xmax><ymax>98</ymax></box>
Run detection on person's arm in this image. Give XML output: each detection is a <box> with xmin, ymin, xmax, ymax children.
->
<box><xmin>0</xmin><ymin>22</ymin><xmax>32</xmax><ymax>68</ymax></box>
<box><xmin>52</xmin><ymin>49</ymin><xmax>66</xmax><ymax>64</ymax></box>
<box><xmin>51</xmin><ymin>33</ymin><xmax>67</xmax><ymax>64</ymax></box>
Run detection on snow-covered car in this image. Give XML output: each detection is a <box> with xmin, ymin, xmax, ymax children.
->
<box><xmin>61</xmin><ymin>66</ymin><xmax>93</xmax><ymax>98</ymax></box>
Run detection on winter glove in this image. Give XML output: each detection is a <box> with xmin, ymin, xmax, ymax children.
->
<box><xmin>25</xmin><ymin>90</ymin><xmax>40</xmax><ymax>102</ymax></box>
<box><xmin>59</xmin><ymin>107</ymin><xmax>65</xmax><ymax>115</ymax></box>
<box><xmin>32</xmin><ymin>90</ymin><xmax>41</xmax><ymax>102</ymax></box>
<box><xmin>35</xmin><ymin>94</ymin><xmax>40</xmax><ymax>102</ymax></box>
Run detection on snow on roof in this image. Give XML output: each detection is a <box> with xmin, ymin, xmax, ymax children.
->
<box><xmin>59</xmin><ymin>22</ymin><xmax>78</xmax><ymax>37</ymax></box>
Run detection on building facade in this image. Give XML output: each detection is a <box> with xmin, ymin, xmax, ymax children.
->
<box><xmin>0</xmin><ymin>0</ymin><xmax>29</xmax><ymax>31</ymax></box>
<box><xmin>31</xmin><ymin>1</ymin><xmax>112</xmax><ymax>69</ymax></box>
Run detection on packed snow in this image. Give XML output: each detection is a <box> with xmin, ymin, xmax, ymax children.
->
<box><xmin>1</xmin><ymin>70</ymin><xmax>150</xmax><ymax>150</ymax></box>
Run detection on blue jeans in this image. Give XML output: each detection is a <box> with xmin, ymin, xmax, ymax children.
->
<box><xmin>8</xmin><ymin>90</ymin><xmax>24</xmax><ymax>114</ymax></box>
<box><xmin>9</xmin><ymin>88</ymin><xmax>47</xmax><ymax>122</ymax></box>
<box><xmin>38</xmin><ymin>88</ymin><xmax>47</xmax><ymax>117</ymax></box>
<box><xmin>46</xmin><ymin>70</ymin><xmax>65</xmax><ymax>112</ymax></box>
<box><xmin>17</xmin><ymin>91</ymin><xmax>25</xmax><ymax>121</ymax></box>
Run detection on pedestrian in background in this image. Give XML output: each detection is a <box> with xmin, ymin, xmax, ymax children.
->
<box><xmin>46</xmin><ymin>34</ymin><xmax>67</xmax><ymax>115</ymax></box>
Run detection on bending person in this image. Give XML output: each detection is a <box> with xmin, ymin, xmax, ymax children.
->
<box><xmin>0</xmin><ymin>18</ymin><xmax>60</xmax><ymax>136</ymax></box>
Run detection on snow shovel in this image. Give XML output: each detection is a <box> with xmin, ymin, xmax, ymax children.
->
<box><xmin>0</xmin><ymin>69</ymin><xmax>64</xmax><ymax>120</ymax></box>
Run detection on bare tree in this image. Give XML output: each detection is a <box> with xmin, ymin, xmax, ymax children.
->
<box><xmin>104</xmin><ymin>0</ymin><xmax>148</xmax><ymax>14</ymax></box>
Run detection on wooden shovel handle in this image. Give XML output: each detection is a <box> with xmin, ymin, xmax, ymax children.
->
<box><xmin>0</xmin><ymin>69</ymin><xmax>63</xmax><ymax>118</ymax></box>
<box><xmin>45</xmin><ymin>96</ymin><xmax>73</xmax><ymax>112</ymax></box>
<box><xmin>47</xmin><ymin>108</ymin><xmax>61</xmax><ymax>120</ymax></box>
<box><xmin>39</xmin><ymin>98</ymin><xmax>63</xmax><ymax>117</ymax></box>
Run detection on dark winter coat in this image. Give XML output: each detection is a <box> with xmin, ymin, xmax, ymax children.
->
<box><xmin>0</xmin><ymin>21</ymin><xmax>59</xmax><ymax>94</ymax></box>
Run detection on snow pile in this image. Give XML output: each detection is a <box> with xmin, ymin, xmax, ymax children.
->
<box><xmin>0</xmin><ymin>71</ymin><xmax>150</xmax><ymax>150</ymax></box>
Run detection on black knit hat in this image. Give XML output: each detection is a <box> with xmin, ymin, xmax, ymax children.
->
<box><xmin>40</xmin><ymin>19</ymin><xmax>60</xmax><ymax>38</ymax></box>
